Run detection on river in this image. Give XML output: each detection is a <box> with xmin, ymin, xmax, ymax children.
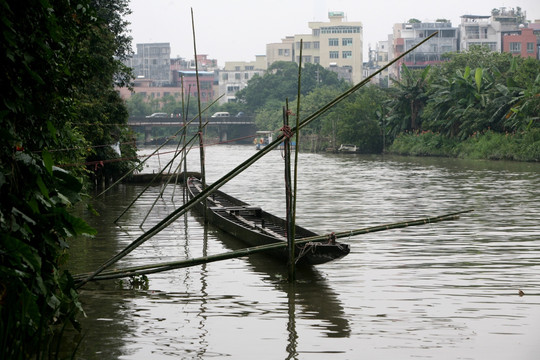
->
<box><xmin>65</xmin><ymin>144</ymin><xmax>540</xmax><ymax>359</ymax></box>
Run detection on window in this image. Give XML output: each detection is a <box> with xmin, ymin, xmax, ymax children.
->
<box><xmin>314</xmin><ymin>41</ymin><xmax>320</xmax><ymax>49</ymax></box>
<box><xmin>235</xmin><ymin>66</ymin><xmax>241</xmax><ymax>71</ymax></box>
<box><xmin>314</xmin><ymin>56</ymin><xmax>320</xmax><ymax>64</ymax></box>
<box><xmin>329</xmin><ymin>38</ymin><xmax>339</xmax><ymax>46</ymax></box>
<box><xmin>245</xmin><ymin>66</ymin><xmax>254</xmax><ymax>70</ymax></box>
<box><xmin>342</xmin><ymin>38</ymin><xmax>353</xmax><ymax>46</ymax></box>
<box><xmin>278</xmin><ymin>49</ymin><xmax>283</xmax><ymax>56</ymax></box>
<box><xmin>303</xmin><ymin>56</ymin><xmax>312</xmax><ymax>63</ymax></box>
<box><xmin>441</xmin><ymin>29</ymin><xmax>457</xmax><ymax>38</ymax></box>
<box><xmin>321</xmin><ymin>26</ymin><xmax>361</xmax><ymax>34</ymax></box>
<box><xmin>303</xmin><ymin>42</ymin><xmax>311</xmax><ymax>49</ymax></box>
<box><xmin>342</xmin><ymin>51</ymin><xmax>352</xmax><ymax>58</ymax></box>
<box><xmin>244</xmin><ymin>73</ymin><xmax>249</xmax><ymax>79</ymax></box>
<box><xmin>527</xmin><ymin>42</ymin><xmax>534</xmax><ymax>53</ymax></box>
<box><xmin>227</xmin><ymin>85</ymin><xmax>240</xmax><ymax>94</ymax></box>
<box><xmin>284</xmin><ymin>49</ymin><xmax>290</xmax><ymax>56</ymax></box>
<box><xmin>509</xmin><ymin>42</ymin><xmax>521</xmax><ymax>53</ymax></box>
<box><xmin>329</xmin><ymin>51</ymin><xmax>339</xmax><ymax>59</ymax></box>
<box><xmin>235</xmin><ymin>73</ymin><xmax>241</xmax><ymax>80</ymax></box>
<box><xmin>222</xmin><ymin>73</ymin><xmax>228</xmax><ymax>80</ymax></box>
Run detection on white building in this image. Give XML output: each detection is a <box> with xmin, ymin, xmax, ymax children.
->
<box><xmin>459</xmin><ymin>8</ymin><xmax>526</xmax><ymax>52</ymax></box>
<box><xmin>217</xmin><ymin>56</ymin><xmax>267</xmax><ymax>104</ymax></box>
<box><xmin>267</xmin><ymin>12</ymin><xmax>363</xmax><ymax>83</ymax></box>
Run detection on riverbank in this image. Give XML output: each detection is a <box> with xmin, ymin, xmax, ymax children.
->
<box><xmin>387</xmin><ymin>129</ymin><xmax>540</xmax><ymax>162</ymax></box>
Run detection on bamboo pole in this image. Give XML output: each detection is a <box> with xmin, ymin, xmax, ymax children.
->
<box><xmin>114</xmin><ymin>132</ymin><xmax>199</xmax><ymax>224</ymax></box>
<box><xmin>283</xmin><ymin>102</ymin><xmax>295</xmax><ymax>281</ymax></box>
<box><xmin>172</xmin><ymin>82</ymin><xmax>191</xmax><ymax>202</ymax></box>
<box><xmin>97</xmin><ymin>94</ymin><xmax>223</xmax><ymax>200</ymax></box>
<box><xmin>191</xmin><ymin>8</ymin><xmax>206</xmax><ymax>191</ymax></box>
<box><xmin>289</xmin><ymin>40</ymin><xmax>303</xmax><ymax>282</ymax></box>
<box><xmin>73</xmin><ymin>210</ymin><xmax>473</xmax><ymax>283</ymax></box>
<box><xmin>76</xmin><ymin>32</ymin><xmax>439</xmax><ymax>287</ymax></box>
<box><xmin>139</xmin><ymin>136</ymin><xmax>198</xmax><ymax>227</ymax></box>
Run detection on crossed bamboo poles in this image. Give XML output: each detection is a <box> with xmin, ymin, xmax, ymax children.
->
<box><xmin>75</xmin><ymin>31</ymin><xmax>470</xmax><ymax>287</ymax></box>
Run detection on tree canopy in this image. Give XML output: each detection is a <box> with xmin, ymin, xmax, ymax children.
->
<box><xmin>1</xmin><ymin>0</ymin><xmax>136</xmax><ymax>356</ymax></box>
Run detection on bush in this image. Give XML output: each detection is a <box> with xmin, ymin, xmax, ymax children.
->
<box><xmin>388</xmin><ymin>131</ymin><xmax>457</xmax><ymax>157</ymax></box>
<box><xmin>388</xmin><ymin>129</ymin><xmax>540</xmax><ymax>162</ymax></box>
<box><xmin>1</xmin><ymin>152</ymin><xmax>95</xmax><ymax>358</ymax></box>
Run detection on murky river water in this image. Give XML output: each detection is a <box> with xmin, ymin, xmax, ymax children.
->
<box><xmin>65</xmin><ymin>144</ymin><xmax>540</xmax><ymax>359</ymax></box>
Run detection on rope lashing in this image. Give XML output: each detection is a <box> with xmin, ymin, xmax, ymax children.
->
<box><xmin>280</xmin><ymin>125</ymin><xmax>294</xmax><ymax>139</ymax></box>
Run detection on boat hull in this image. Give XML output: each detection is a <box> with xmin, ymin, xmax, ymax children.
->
<box><xmin>187</xmin><ymin>177</ymin><xmax>350</xmax><ymax>265</ymax></box>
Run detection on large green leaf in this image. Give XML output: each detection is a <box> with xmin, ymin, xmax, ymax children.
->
<box><xmin>475</xmin><ymin>68</ymin><xmax>483</xmax><ymax>93</ymax></box>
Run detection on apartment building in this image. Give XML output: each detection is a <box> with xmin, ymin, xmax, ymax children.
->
<box><xmin>459</xmin><ymin>9</ymin><xmax>525</xmax><ymax>53</ymax></box>
<box><xmin>127</xmin><ymin>43</ymin><xmax>172</xmax><ymax>86</ymax></box>
<box><xmin>217</xmin><ymin>56</ymin><xmax>267</xmax><ymax>104</ymax></box>
<box><xmin>364</xmin><ymin>39</ymin><xmax>390</xmax><ymax>87</ymax></box>
<box><xmin>459</xmin><ymin>15</ymin><xmax>500</xmax><ymax>52</ymax></box>
<box><xmin>397</xmin><ymin>21</ymin><xmax>458</xmax><ymax>68</ymax></box>
<box><xmin>502</xmin><ymin>27</ymin><xmax>539</xmax><ymax>58</ymax></box>
<box><xmin>266</xmin><ymin>36</ymin><xmax>295</xmax><ymax>64</ymax></box>
<box><xmin>267</xmin><ymin>12</ymin><xmax>363</xmax><ymax>83</ymax></box>
<box><xmin>175</xmin><ymin>70</ymin><xmax>215</xmax><ymax>103</ymax></box>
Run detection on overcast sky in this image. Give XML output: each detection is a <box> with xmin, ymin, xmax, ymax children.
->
<box><xmin>126</xmin><ymin>0</ymin><xmax>540</xmax><ymax>64</ymax></box>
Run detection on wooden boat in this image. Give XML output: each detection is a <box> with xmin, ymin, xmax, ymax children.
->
<box><xmin>186</xmin><ymin>177</ymin><xmax>350</xmax><ymax>265</ymax></box>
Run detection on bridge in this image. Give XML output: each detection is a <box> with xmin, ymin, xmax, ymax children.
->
<box><xmin>128</xmin><ymin>116</ymin><xmax>256</xmax><ymax>144</ymax></box>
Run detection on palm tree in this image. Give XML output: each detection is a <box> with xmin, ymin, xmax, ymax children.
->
<box><xmin>426</xmin><ymin>66</ymin><xmax>495</xmax><ymax>139</ymax></box>
<box><xmin>386</xmin><ymin>65</ymin><xmax>430</xmax><ymax>137</ymax></box>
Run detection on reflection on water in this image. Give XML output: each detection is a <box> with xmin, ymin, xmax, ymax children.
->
<box><xmin>65</xmin><ymin>145</ymin><xmax>540</xmax><ymax>359</ymax></box>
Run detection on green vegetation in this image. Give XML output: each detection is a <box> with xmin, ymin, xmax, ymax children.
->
<box><xmin>1</xmin><ymin>0</ymin><xmax>135</xmax><ymax>357</ymax></box>
<box><xmin>391</xmin><ymin>129</ymin><xmax>540</xmax><ymax>161</ymax></box>
<box><xmin>387</xmin><ymin>48</ymin><xmax>539</xmax><ymax>160</ymax></box>
<box><xmin>222</xmin><ymin>46</ymin><xmax>539</xmax><ymax>161</ymax></box>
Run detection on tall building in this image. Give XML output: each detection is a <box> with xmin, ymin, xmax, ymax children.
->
<box><xmin>128</xmin><ymin>43</ymin><xmax>172</xmax><ymax>86</ymax></box>
<box><xmin>217</xmin><ymin>56</ymin><xmax>267</xmax><ymax>104</ymax></box>
<box><xmin>267</xmin><ymin>12</ymin><xmax>363</xmax><ymax>83</ymax></box>
<box><xmin>119</xmin><ymin>50</ymin><xmax>218</xmax><ymax>105</ymax></box>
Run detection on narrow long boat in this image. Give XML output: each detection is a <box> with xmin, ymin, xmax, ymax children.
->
<box><xmin>186</xmin><ymin>176</ymin><xmax>350</xmax><ymax>265</ymax></box>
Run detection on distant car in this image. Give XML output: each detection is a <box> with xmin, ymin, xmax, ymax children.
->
<box><xmin>211</xmin><ymin>112</ymin><xmax>230</xmax><ymax>118</ymax></box>
<box><xmin>235</xmin><ymin>112</ymin><xmax>245</xmax><ymax>117</ymax></box>
<box><xmin>145</xmin><ymin>112</ymin><xmax>168</xmax><ymax>118</ymax></box>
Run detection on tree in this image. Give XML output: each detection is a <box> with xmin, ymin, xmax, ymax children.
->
<box><xmin>335</xmin><ymin>85</ymin><xmax>387</xmax><ymax>152</ymax></box>
<box><xmin>386</xmin><ymin>65</ymin><xmax>430</xmax><ymax>137</ymax></box>
<box><xmin>0</xmin><ymin>0</ymin><xmax>134</xmax><ymax>356</ymax></box>
<box><xmin>236</xmin><ymin>61</ymin><xmax>347</xmax><ymax>115</ymax></box>
<box><xmin>435</xmin><ymin>46</ymin><xmax>513</xmax><ymax>79</ymax></box>
<box><xmin>424</xmin><ymin>66</ymin><xmax>498</xmax><ymax>138</ymax></box>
